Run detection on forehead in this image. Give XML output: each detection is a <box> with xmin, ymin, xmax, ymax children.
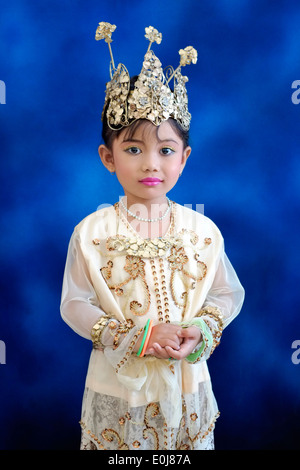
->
<box><xmin>118</xmin><ymin>120</ymin><xmax>181</xmax><ymax>144</ymax></box>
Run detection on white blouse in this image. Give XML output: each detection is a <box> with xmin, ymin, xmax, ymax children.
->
<box><xmin>61</xmin><ymin>202</ymin><xmax>244</xmax><ymax>448</ymax></box>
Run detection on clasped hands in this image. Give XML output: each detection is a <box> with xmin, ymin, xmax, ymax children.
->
<box><xmin>135</xmin><ymin>323</ymin><xmax>202</xmax><ymax>360</ymax></box>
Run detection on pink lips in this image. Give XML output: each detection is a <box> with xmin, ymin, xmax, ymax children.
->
<box><xmin>139</xmin><ymin>177</ymin><xmax>162</xmax><ymax>186</ymax></box>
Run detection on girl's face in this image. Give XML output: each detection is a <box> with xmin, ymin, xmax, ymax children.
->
<box><xmin>99</xmin><ymin>120</ymin><xmax>191</xmax><ymax>206</ymax></box>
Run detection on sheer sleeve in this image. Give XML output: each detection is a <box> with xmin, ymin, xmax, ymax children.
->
<box><xmin>202</xmin><ymin>251</ymin><xmax>244</xmax><ymax>328</ymax></box>
<box><xmin>183</xmin><ymin>249</ymin><xmax>244</xmax><ymax>364</ymax></box>
<box><xmin>60</xmin><ymin>230</ymin><xmax>105</xmax><ymax>339</ymax></box>
<box><xmin>60</xmin><ymin>231</ymin><xmax>141</xmax><ymax>352</ymax></box>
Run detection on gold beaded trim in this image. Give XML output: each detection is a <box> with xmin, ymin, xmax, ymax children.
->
<box><xmin>115</xmin><ymin>327</ymin><xmax>144</xmax><ymax>373</ymax></box>
<box><xmin>106</xmin><ymin>234</ymin><xmax>181</xmax><ymax>258</ymax></box>
<box><xmin>91</xmin><ymin>315</ymin><xmax>111</xmax><ymax>349</ymax></box>
<box><xmin>91</xmin><ymin>317</ymin><xmax>135</xmax><ymax>350</ymax></box>
<box><xmin>149</xmin><ymin>257</ymin><xmax>171</xmax><ymax>324</ymax></box>
<box><xmin>111</xmin><ymin>319</ymin><xmax>135</xmax><ymax>349</ymax></box>
<box><xmin>196</xmin><ymin>306</ymin><xmax>224</xmax><ymax>356</ymax></box>
<box><xmin>184</xmin><ymin>411</ymin><xmax>220</xmax><ymax>448</ymax></box>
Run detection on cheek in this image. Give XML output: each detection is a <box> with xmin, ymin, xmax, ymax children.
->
<box><xmin>115</xmin><ymin>160</ymin><xmax>134</xmax><ymax>179</ymax></box>
<box><xmin>165</xmin><ymin>159</ymin><xmax>183</xmax><ymax>177</ymax></box>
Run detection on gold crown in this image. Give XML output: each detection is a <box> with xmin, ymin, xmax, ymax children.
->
<box><xmin>95</xmin><ymin>22</ymin><xmax>197</xmax><ymax>131</ymax></box>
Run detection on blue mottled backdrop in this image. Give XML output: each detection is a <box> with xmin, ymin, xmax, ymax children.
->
<box><xmin>0</xmin><ymin>0</ymin><xmax>299</xmax><ymax>450</ymax></box>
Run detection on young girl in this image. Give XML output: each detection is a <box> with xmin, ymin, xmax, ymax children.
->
<box><xmin>60</xmin><ymin>23</ymin><xmax>244</xmax><ymax>450</ymax></box>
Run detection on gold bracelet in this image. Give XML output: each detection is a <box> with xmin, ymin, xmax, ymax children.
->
<box><xmin>91</xmin><ymin>315</ymin><xmax>111</xmax><ymax>349</ymax></box>
<box><xmin>196</xmin><ymin>306</ymin><xmax>224</xmax><ymax>355</ymax></box>
<box><xmin>91</xmin><ymin>317</ymin><xmax>135</xmax><ymax>350</ymax></box>
<box><xmin>196</xmin><ymin>305</ymin><xmax>221</xmax><ymax>319</ymax></box>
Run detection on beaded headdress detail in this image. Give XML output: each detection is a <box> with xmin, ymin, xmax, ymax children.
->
<box><xmin>95</xmin><ymin>22</ymin><xmax>197</xmax><ymax>131</ymax></box>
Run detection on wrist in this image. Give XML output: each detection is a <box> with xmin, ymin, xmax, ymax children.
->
<box><xmin>190</xmin><ymin>325</ymin><xmax>202</xmax><ymax>344</ymax></box>
<box><xmin>133</xmin><ymin>332</ymin><xmax>144</xmax><ymax>353</ymax></box>
<box><xmin>136</xmin><ymin>319</ymin><xmax>153</xmax><ymax>357</ymax></box>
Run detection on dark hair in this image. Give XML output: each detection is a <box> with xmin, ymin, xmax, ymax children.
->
<box><xmin>101</xmin><ymin>76</ymin><xmax>190</xmax><ymax>149</ymax></box>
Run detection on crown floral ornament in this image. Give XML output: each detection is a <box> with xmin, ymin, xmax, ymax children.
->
<box><xmin>95</xmin><ymin>22</ymin><xmax>197</xmax><ymax>130</ymax></box>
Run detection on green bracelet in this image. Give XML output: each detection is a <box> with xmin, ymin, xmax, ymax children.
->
<box><xmin>186</xmin><ymin>318</ymin><xmax>213</xmax><ymax>362</ymax></box>
<box><xmin>137</xmin><ymin>319</ymin><xmax>150</xmax><ymax>357</ymax></box>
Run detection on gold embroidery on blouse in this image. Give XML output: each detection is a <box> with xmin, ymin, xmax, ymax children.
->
<box><xmin>127</xmin><ymin>257</ymin><xmax>151</xmax><ymax>316</ymax></box>
<box><xmin>150</xmin><ymin>258</ymin><xmax>171</xmax><ymax>323</ymax></box>
<box><xmin>100</xmin><ymin>260</ymin><xmax>113</xmax><ymax>280</ymax></box>
<box><xmin>124</xmin><ymin>255</ymin><xmax>145</xmax><ymax>279</ymax></box>
<box><xmin>177</xmin><ymin>228</ymin><xmax>199</xmax><ymax>245</ymax></box>
<box><xmin>101</xmin><ymin>256</ymin><xmax>150</xmax><ymax>316</ymax></box>
<box><xmin>168</xmin><ymin>246</ymin><xmax>189</xmax><ymax>312</ymax></box>
<box><xmin>167</xmin><ymin>245</ymin><xmax>207</xmax><ymax>316</ymax></box>
<box><xmin>177</xmin><ymin>229</ymin><xmax>214</xmax><ymax>250</ymax></box>
<box><xmin>115</xmin><ymin>327</ymin><xmax>143</xmax><ymax>373</ymax></box>
<box><xmin>107</xmin><ymin>234</ymin><xmax>181</xmax><ymax>258</ymax></box>
<box><xmin>167</xmin><ymin>245</ymin><xmax>188</xmax><ymax>271</ymax></box>
<box><xmin>112</xmin><ymin>319</ymin><xmax>135</xmax><ymax>349</ymax></box>
<box><xmin>159</xmin><ymin>257</ymin><xmax>171</xmax><ymax>323</ymax></box>
<box><xmin>95</xmin><ymin>204</ymin><xmax>214</xmax><ymax>323</ymax></box>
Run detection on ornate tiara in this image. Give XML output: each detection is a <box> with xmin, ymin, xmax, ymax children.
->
<box><xmin>95</xmin><ymin>22</ymin><xmax>197</xmax><ymax>131</ymax></box>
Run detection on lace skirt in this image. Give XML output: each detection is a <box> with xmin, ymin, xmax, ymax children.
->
<box><xmin>79</xmin><ymin>385</ymin><xmax>218</xmax><ymax>451</ymax></box>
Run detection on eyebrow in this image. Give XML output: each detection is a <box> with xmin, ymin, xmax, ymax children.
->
<box><xmin>121</xmin><ymin>137</ymin><xmax>179</xmax><ymax>144</ymax></box>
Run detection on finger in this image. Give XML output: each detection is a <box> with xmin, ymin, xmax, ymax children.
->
<box><xmin>152</xmin><ymin>343</ymin><xmax>170</xmax><ymax>359</ymax></box>
<box><xmin>165</xmin><ymin>341</ymin><xmax>194</xmax><ymax>360</ymax></box>
<box><xmin>147</xmin><ymin>348</ymin><xmax>154</xmax><ymax>355</ymax></box>
<box><xmin>165</xmin><ymin>345</ymin><xmax>182</xmax><ymax>360</ymax></box>
<box><xmin>160</xmin><ymin>339</ymin><xmax>181</xmax><ymax>350</ymax></box>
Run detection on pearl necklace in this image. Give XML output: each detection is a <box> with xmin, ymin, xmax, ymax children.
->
<box><xmin>120</xmin><ymin>197</ymin><xmax>172</xmax><ymax>222</ymax></box>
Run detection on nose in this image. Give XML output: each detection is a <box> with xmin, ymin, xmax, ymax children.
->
<box><xmin>141</xmin><ymin>150</ymin><xmax>160</xmax><ymax>172</ymax></box>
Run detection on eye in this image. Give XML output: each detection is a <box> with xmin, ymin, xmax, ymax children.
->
<box><xmin>160</xmin><ymin>147</ymin><xmax>175</xmax><ymax>156</ymax></box>
<box><xmin>124</xmin><ymin>146</ymin><xmax>141</xmax><ymax>155</ymax></box>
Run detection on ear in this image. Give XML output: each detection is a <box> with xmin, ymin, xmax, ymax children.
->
<box><xmin>98</xmin><ymin>145</ymin><xmax>116</xmax><ymax>173</ymax></box>
<box><xmin>180</xmin><ymin>146</ymin><xmax>191</xmax><ymax>173</ymax></box>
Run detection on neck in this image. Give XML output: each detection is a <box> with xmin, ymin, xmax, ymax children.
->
<box><xmin>120</xmin><ymin>196</ymin><xmax>170</xmax><ymax>222</ymax></box>
<box><xmin>121</xmin><ymin>194</ymin><xmax>169</xmax><ymax>213</ymax></box>
<box><xmin>119</xmin><ymin>196</ymin><xmax>173</xmax><ymax>239</ymax></box>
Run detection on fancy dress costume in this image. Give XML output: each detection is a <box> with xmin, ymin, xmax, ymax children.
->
<box><xmin>61</xmin><ymin>202</ymin><xmax>244</xmax><ymax>450</ymax></box>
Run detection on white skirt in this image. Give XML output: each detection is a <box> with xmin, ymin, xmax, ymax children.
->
<box><xmin>79</xmin><ymin>383</ymin><xmax>219</xmax><ymax>451</ymax></box>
